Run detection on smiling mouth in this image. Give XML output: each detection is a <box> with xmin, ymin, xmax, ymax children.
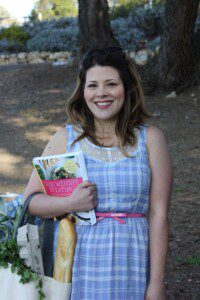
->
<box><xmin>95</xmin><ymin>101</ymin><xmax>113</xmax><ymax>108</ymax></box>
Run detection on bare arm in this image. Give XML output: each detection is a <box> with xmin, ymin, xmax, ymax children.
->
<box><xmin>146</xmin><ymin>126</ymin><xmax>173</xmax><ymax>300</ymax></box>
<box><xmin>23</xmin><ymin>127</ymin><xmax>97</xmax><ymax>218</ymax></box>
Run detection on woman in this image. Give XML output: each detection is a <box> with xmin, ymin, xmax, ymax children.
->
<box><xmin>23</xmin><ymin>47</ymin><xmax>173</xmax><ymax>299</ymax></box>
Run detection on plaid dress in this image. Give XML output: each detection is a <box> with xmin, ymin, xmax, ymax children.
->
<box><xmin>54</xmin><ymin>124</ymin><xmax>150</xmax><ymax>300</ymax></box>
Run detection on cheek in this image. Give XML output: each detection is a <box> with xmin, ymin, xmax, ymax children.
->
<box><xmin>115</xmin><ymin>87</ymin><xmax>125</xmax><ymax>102</ymax></box>
<box><xmin>84</xmin><ymin>89</ymin><xmax>92</xmax><ymax>103</ymax></box>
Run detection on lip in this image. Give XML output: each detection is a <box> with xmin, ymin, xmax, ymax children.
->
<box><xmin>95</xmin><ymin>100</ymin><xmax>113</xmax><ymax>109</ymax></box>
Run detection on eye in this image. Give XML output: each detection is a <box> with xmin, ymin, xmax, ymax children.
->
<box><xmin>87</xmin><ymin>83</ymin><xmax>97</xmax><ymax>88</ymax></box>
<box><xmin>108</xmin><ymin>82</ymin><xmax>117</xmax><ymax>86</ymax></box>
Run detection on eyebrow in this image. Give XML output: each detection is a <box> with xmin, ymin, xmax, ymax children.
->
<box><xmin>86</xmin><ymin>79</ymin><xmax>119</xmax><ymax>83</ymax></box>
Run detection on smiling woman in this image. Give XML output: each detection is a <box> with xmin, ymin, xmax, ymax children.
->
<box><xmin>23</xmin><ymin>46</ymin><xmax>173</xmax><ymax>300</ymax></box>
<box><xmin>83</xmin><ymin>65</ymin><xmax>125</xmax><ymax>134</ymax></box>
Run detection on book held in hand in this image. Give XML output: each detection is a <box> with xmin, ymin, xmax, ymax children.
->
<box><xmin>33</xmin><ymin>151</ymin><xmax>96</xmax><ymax>225</ymax></box>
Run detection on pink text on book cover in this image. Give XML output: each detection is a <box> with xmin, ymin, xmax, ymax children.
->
<box><xmin>42</xmin><ymin>177</ymin><xmax>83</xmax><ymax>196</ymax></box>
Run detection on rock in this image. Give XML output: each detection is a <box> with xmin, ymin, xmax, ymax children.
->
<box><xmin>27</xmin><ymin>52</ymin><xmax>39</xmax><ymax>62</ymax></box>
<box><xmin>30</xmin><ymin>58</ymin><xmax>45</xmax><ymax>64</ymax></box>
<box><xmin>8</xmin><ymin>54</ymin><xmax>18</xmax><ymax>64</ymax></box>
<box><xmin>129</xmin><ymin>51</ymin><xmax>136</xmax><ymax>60</ymax></box>
<box><xmin>0</xmin><ymin>55</ymin><xmax>7</xmax><ymax>64</ymax></box>
<box><xmin>17</xmin><ymin>52</ymin><xmax>27</xmax><ymax>61</ymax></box>
<box><xmin>0</xmin><ymin>51</ymin><xmax>73</xmax><ymax>65</ymax></box>
<box><xmin>49</xmin><ymin>52</ymin><xmax>63</xmax><ymax>61</ymax></box>
<box><xmin>153</xmin><ymin>111</ymin><xmax>162</xmax><ymax>117</ymax></box>
<box><xmin>165</xmin><ymin>91</ymin><xmax>177</xmax><ymax>99</ymax></box>
<box><xmin>134</xmin><ymin>50</ymin><xmax>147</xmax><ymax>65</ymax></box>
<box><xmin>191</xmin><ymin>93</ymin><xmax>195</xmax><ymax>97</ymax></box>
<box><xmin>40</xmin><ymin>51</ymin><xmax>50</xmax><ymax>59</ymax></box>
<box><xmin>52</xmin><ymin>61</ymin><xmax>68</xmax><ymax>66</ymax></box>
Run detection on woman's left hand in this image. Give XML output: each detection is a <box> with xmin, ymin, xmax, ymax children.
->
<box><xmin>145</xmin><ymin>282</ymin><xmax>166</xmax><ymax>300</ymax></box>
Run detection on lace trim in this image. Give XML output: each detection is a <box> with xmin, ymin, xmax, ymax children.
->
<box><xmin>77</xmin><ymin>137</ymin><xmax>138</xmax><ymax>163</ymax></box>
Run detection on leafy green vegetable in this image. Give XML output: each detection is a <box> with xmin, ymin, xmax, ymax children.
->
<box><xmin>0</xmin><ymin>200</ymin><xmax>45</xmax><ymax>299</ymax></box>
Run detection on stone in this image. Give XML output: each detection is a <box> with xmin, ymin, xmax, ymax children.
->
<box><xmin>17</xmin><ymin>52</ymin><xmax>27</xmax><ymax>62</ymax></box>
<box><xmin>27</xmin><ymin>52</ymin><xmax>39</xmax><ymax>62</ymax></box>
<box><xmin>165</xmin><ymin>91</ymin><xmax>177</xmax><ymax>99</ymax></box>
<box><xmin>40</xmin><ymin>51</ymin><xmax>50</xmax><ymax>59</ymax></box>
<box><xmin>134</xmin><ymin>50</ymin><xmax>147</xmax><ymax>65</ymax></box>
<box><xmin>29</xmin><ymin>58</ymin><xmax>45</xmax><ymax>64</ymax></box>
<box><xmin>8</xmin><ymin>54</ymin><xmax>18</xmax><ymax>64</ymax></box>
<box><xmin>49</xmin><ymin>52</ymin><xmax>63</xmax><ymax>61</ymax></box>
<box><xmin>129</xmin><ymin>51</ymin><xmax>136</xmax><ymax>60</ymax></box>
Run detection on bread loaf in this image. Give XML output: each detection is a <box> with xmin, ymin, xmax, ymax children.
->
<box><xmin>53</xmin><ymin>217</ymin><xmax>77</xmax><ymax>283</ymax></box>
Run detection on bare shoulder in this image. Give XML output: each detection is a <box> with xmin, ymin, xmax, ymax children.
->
<box><xmin>42</xmin><ymin>126</ymin><xmax>67</xmax><ymax>156</ymax></box>
<box><xmin>146</xmin><ymin>125</ymin><xmax>166</xmax><ymax>146</ymax></box>
<box><xmin>146</xmin><ymin>125</ymin><xmax>171</xmax><ymax>164</ymax></box>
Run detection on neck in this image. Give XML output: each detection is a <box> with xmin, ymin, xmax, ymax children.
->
<box><xmin>94</xmin><ymin>119</ymin><xmax>116</xmax><ymax>135</ymax></box>
<box><xmin>94</xmin><ymin>120</ymin><xmax>119</xmax><ymax>147</ymax></box>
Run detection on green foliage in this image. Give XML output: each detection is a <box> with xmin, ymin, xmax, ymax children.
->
<box><xmin>53</xmin><ymin>0</ymin><xmax>77</xmax><ymax>17</ymax></box>
<box><xmin>31</xmin><ymin>0</ymin><xmax>77</xmax><ymax>20</ymax></box>
<box><xmin>0</xmin><ymin>24</ymin><xmax>29</xmax><ymax>44</ymax></box>
<box><xmin>0</xmin><ymin>238</ymin><xmax>44</xmax><ymax>299</ymax></box>
<box><xmin>34</xmin><ymin>0</ymin><xmax>55</xmax><ymax>20</ymax></box>
<box><xmin>110</xmin><ymin>0</ymin><xmax>164</xmax><ymax>19</ymax></box>
<box><xmin>0</xmin><ymin>200</ymin><xmax>44</xmax><ymax>299</ymax></box>
<box><xmin>176</xmin><ymin>255</ymin><xmax>200</xmax><ymax>266</ymax></box>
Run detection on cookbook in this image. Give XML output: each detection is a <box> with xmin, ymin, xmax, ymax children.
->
<box><xmin>32</xmin><ymin>151</ymin><xmax>96</xmax><ymax>225</ymax></box>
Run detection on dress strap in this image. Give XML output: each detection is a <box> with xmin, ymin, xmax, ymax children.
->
<box><xmin>65</xmin><ymin>124</ymin><xmax>80</xmax><ymax>152</ymax></box>
<box><xmin>138</xmin><ymin>124</ymin><xmax>148</xmax><ymax>144</ymax></box>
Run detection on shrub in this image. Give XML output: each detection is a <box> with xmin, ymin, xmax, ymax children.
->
<box><xmin>0</xmin><ymin>24</ymin><xmax>29</xmax><ymax>53</ymax></box>
<box><xmin>109</xmin><ymin>0</ymin><xmax>164</xmax><ymax>20</ymax></box>
<box><xmin>26</xmin><ymin>27</ymin><xmax>78</xmax><ymax>52</ymax></box>
<box><xmin>0</xmin><ymin>24</ymin><xmax>29</xmax><ymax>44</ymax></box>
<box><xmin>0</xmin><ymin>38</ymin><xmax>26</xmax><ymax>53</ymax></box>
<box><xmin>111</xmin><ymin>16</ymin><xmax>146</xmax><ymax>51</ymax></box>
<box><xmin>130</xmin><ymin>6</ymin><xmax>164</xmax><ymax>37</ymax></box>
<box><xmin>23</xmin><ymin>17</ymin><xmax>77</xmax><ymax>38</ymax></box>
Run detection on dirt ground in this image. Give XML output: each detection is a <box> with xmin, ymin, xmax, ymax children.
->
<box><xmin>0</xmin><ymin>63</ymin><xmax>199</xmax><ymax>299</ymax></box>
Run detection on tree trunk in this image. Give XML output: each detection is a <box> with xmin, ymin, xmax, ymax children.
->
<box><xmin>159</xmin><ymin>0</ymin><xmax>200</xmax><ymax>91</ymax></box>
<box><xmin>78</xmin><ymin>0</ymin><xmax>119</xmax><ymax>54</ymax></box>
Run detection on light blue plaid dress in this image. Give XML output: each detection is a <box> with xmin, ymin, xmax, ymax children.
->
<box><xmin>54</xmin><ymin>124</ymin><xmax>150</xmax><ymax>300</ymax></box>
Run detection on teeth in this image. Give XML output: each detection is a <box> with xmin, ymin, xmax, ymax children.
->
<box><xmin>96</xmin><ymin>101</ymin><xmax>112</xmax><ymax>106</ymax></box>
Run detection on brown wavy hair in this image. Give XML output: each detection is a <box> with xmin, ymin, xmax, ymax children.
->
<box><xmin>67</xmin><ymin>47</ymin><xmax>151</xmax><ymax>155</ymax></box>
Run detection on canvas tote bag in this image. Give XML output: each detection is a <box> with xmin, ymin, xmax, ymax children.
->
<box><xmin>0</xmin><ymin>192</ymin><xmax>72</xmax><ymax>300</ymax></box>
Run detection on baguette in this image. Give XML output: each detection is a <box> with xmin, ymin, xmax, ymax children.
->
<box><xmin>53</xmin><ymin>217</ymin><xmax>77</xmax><ymax>283</ymax></box>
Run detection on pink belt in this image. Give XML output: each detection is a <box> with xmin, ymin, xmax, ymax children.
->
<box><xmin>95</xmin><ymin>212</ymin><xmax>145</xmax><ymax>224</ymax></box>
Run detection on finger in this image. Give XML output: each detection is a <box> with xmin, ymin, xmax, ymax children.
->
<box><xmin>78</xmin><ymin>181</ymin><xmax>96</xmax><ymax>189</ymax></box>
<box><xmin>88</xmin><ymin>186</ymin><xmax>97</xmax><ymax>192</ymax></box>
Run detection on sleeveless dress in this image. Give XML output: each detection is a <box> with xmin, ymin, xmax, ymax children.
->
<box><xmin>54</xmin><ymin>124</ymin><xmax>150</xmax><ymax>300</ymax></box>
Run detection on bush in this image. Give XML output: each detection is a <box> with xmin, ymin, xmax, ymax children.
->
<box><xmin>0</xmin><ymin>38</ymin><xmax>26</xmax><ymax>54</ymax></box>
<box><xmin>130</xmin><ymin>6</ymin><xmax>164</xmax><ymax>37</ymax></box>
<box><xmin>0</xmin><ymin>8</ymin><xmax>165</xmax><ymax>54</ymax></box>
<box><xmin>0</xmin><ymin>24</ymin><xmax>29</xmax><ymax>53</ymax></box>
<box><xmin>111</xmin><ymin>16</ymin><xmax>146</xmax><ymax>51</ymax></box>
<box><xmin>109</xmin><ymin>0</ymin><xmax>164</xmax><ymax>20</ymax></box>
<box><xmin>0</xmin><ymin>24</ymin><xmax>29</xmax><ymax>44</ymax></box>
<box><xmin>26</xmin><ymin>27</ymin><xmax>78</xmax><ymax>52</ymax></box>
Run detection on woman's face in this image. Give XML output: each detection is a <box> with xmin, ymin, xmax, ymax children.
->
<box><xmin>84</xmin><ymin>65</ymin><xmax>125</xmax><ymax>125</ymax></box>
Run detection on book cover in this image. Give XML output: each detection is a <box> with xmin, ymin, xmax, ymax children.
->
<box><xmin>32</xmin><ymin>151</ymin><xmax>96</xmax><ymax>225</ymax></box>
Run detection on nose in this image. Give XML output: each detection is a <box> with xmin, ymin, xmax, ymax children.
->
<box><xmin>96</xmin><ymin>85</ymin><xmax>108</xmax><ymax>98</ymax></box>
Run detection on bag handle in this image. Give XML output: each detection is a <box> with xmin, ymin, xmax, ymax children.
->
<box><xmin>14</xmin><ymin>192</ymin><xmax>43</xmax><ymax>239</ymax></box>
<box><xmin>15</xmin><ymin>192</ymin><xmax>54</xmax><ymax>277</ymax></box>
